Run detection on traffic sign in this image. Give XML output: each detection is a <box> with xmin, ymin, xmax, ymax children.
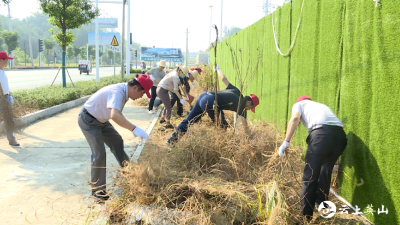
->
<box><xmin>110</xmin><ymin>46</ymin><xmax>120</xmax><ymax>52</ymax></box>
<box><xmin>111</xmin><ymin>35</ymin><xmax>119</xmax><ymax>46</ymax></box>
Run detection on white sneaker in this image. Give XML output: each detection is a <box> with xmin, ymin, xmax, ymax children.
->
<box><xmin>148</xmin><ymin>110</ymin><xmax>155</xmax><ymax>114</ymax></box>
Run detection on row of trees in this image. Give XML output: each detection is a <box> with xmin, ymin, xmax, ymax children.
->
<box><xmin>0</xmin><ymin>30</ymin><xmax>19</xmax><ymax>54</ymax></box>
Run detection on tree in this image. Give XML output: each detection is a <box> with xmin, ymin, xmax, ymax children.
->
<box><xmin>107</xmin><ymin>49</ymin><xmax>114</xmax><ymax>64</ymax></box>
<box><xmin>66</xmin><ymin>45</ymin><xmax>74</xmax><ymax>64</ymax></box>
<box><xmin>1</xmin><ymin>30</ymin><xmax>19</xmax><ymax>53</ymax></box>
<box><xmin>12</xmin><ymin>48</ymin><xmax>31</xmax><ymax>66</ymax></box>
<box><xmin>43</xmin><ymin>38</ymin><xmax>55</xmax><ymax>66</ymax></box>
<box><xmin>79</xmin><ymin>46</ymin><xmax>86</xmax><ymax>59</ymax></box>
<box><xmin>0</xmin><ymin>37</ymin><xmax>4</xmax><ymax>51</ymax></box>
<box><xmin>73</xmin><ymin>45</ymin><xmax>81</xmax><ymax>63</ymax></box>
<box><xmin>39</xmin><ymin>0</ymin><xmax>99</xmax><ymax>87</ymax></box>
<box><xmin>223</xmin><ymin>26</ymin><xmax>242</xmax><ymax>40</ymax></box>
<box><xmin>88</xmin><ymin>45</ymin><xmax>95</xmax><ymax>60</ymax></box>
<box><xmin>99</xmin><ymin>48</ymin><xmax>103</xmax><ymax>58</ymax></box>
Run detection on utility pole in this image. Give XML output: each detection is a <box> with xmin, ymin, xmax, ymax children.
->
<box><xmin>7</xmin><ymin>3</ymin><xmax>12</xmax><ymax>68</ymax></box>
<box><xmin>209</xmin><ymin>5</ymin><xmax>213</xmax><ymax>65</ymax></box>
<box><xmin>24</xmin><ymin>40</ymin><xmax>26</xmax><ymax>66</ymax></box>
<box><xmin>209</xmin><ymin>5</ymin><xmax>213</xmax><ymax>46</ymax></box>
<box><xmin>28</xmin><ymin>26</ymin><xmax>33</xmax><ymax>66</ymax></box>
<box><xmin>185</xmin><ymin>28</ymin><xmax>189</xmax><ymax>67</ymax></box>
<box><xmin>126</xmin><ymin>0</ymin><xmax>131</xmax><ymax>77</ymax></box>
<box><xmin>120</xmin><ymin>0</ymin><xmax>126</xmax><ymax>79</ymax></box>
<box><xmin>87</xmin><ymin>44</ymin><xmax>89</xmax><ymax>60</ymax></box>
<box><xmin>95</xmin><ymin>0</ymin><xmax>100</xmax><ymax>82</ymax></box>
<box><xmin>220</xmin><ymin>0</ymin><xmax>223</xmax><ymax>40</ymax></box>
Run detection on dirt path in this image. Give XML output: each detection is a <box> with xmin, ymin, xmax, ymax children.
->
<box><xmin>0</xmin><ymin>101</ymin><xmax>155</xmax><ymax>224</ymax></box>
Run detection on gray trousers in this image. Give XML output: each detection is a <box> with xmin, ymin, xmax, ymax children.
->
<box><xmin>156</xmin><ymin>86</ymin><xmax>172</xmax><ymax>120</ymax></box>
<box><xmin>78</xmin><ymin>107</ymin><xmax>129</xmax><ymax>192</ymax></box>
<box><xmin>0</xmin><ymin>95</ymin><xmax>16</xmax><ymax>142</ymax></box>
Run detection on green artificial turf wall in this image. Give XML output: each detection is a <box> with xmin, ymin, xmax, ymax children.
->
<box><xmin>211</xmin><ymin>0</ymin><xmax>400</xmax><ymax>224</ymax></box>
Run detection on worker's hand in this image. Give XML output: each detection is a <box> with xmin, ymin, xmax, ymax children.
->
<box><xmin>213</xmin><ymin>64</ymin><xmax>219</xmax><ymax>72</ymax></box>
<box><xmin>184</xmin><ymin>96</ymin><xmax>189</xmax><ymax>101</ymax></box>
<box><xmin>180</xmin><ymin>99</ymin><xmax>186</xmax><ymax>105</ymax></box>
<box><xmin>132</xmin><ymin>125</ymin><xmax>149</xmax><ymax>141</ymax></box>
<box><xmin>278</xmin><ymin>141</ymin><xmax>290</xmax><ymax>157</ymax></box>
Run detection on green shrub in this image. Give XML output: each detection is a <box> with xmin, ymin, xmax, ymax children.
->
<box><xmin>12</xmin><ymin>74</ymin><xmax>135</xmax><ymax>110</ymax></box>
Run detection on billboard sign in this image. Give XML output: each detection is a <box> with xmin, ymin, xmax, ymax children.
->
<box><xmin>88</xmin><ymin>32</ymin><xmax>120</xmax><ymax>45</ymax></box>
<box><xmin>91</xmin><ymin>18</ymin><xmax>118</xmax><ymax>28</ymax></box>
<box><xmin>140</xmin><ymin>47</ymin><xmax>183</xmax><ymax>62</ymax></box>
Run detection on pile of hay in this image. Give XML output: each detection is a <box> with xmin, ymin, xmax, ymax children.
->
<box><xmin>104</xmin><ymin>65</ymin><xmax>369</xmax><ymax>225</ymax></box>
<box><xmin>107</xmin><ymin>112</ymin><xmax>310</xmax><ymax>224</ymax></box>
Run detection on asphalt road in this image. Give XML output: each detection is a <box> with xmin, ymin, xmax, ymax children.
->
<box><xmin>6</xmin><ymin>67</ymin><xmax>122</xmax><ymax>91</ymax></box>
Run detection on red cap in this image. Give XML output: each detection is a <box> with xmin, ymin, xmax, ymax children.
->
<box><xmin>135</xmin><ymin>74</ymin><xmax>153</xmax><ymax>98</ymax></box>
<box><xmin>250</xmin><ymin>94</ymin><xmax>259</xmax><ymax>113</ymax></box>
<box><xmin>296</xmin><ymin>95</ymin><xmax>312</xmax><ymax>103</ymax></box>
<box><xmin>190</xmin><ymin>67</ymin><xmax>202</xmax><ymax>74</ymax></box>
<box><xmin>0</xmin><ymin>51</ymin><xmax>13</xmax><ymax>60</ymax></box>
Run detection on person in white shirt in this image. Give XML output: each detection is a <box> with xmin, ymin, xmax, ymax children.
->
<box><xmin>156</xmin><ymin>66</ymin><xmax>189</xmax><ymax>129</ymax></box>
<box><xmin>78</xmin><ymin>74</ymin><xmax>153</xmax><ymax>201</ymax></box>
<box><xmin>278</xmin><ymin>95</ymin><xmax>347</xmax><ymax>220</ymax></box>
<box><xmin>0</xmin><ymin>51</ymin><xmax>19</xmax><ymax>146</ymax></box>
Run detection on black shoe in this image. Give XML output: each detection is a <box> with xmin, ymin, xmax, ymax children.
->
<box><xmin>159</xmin><ymin>118</ymin><xmax>166</xmax><ymax>123</ymax></box>
<box><xmin>92</xmin><ymin>190</ymin><xmax>110</xmax><ymax>201</ymax></box>
<box><xmin>165</xmin><ymin>124</ymin><xmax>174</xmax><ymax>129</ymax></box>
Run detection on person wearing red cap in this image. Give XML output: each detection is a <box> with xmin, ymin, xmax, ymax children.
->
<box><xmin>78</xmin><ymin>74</ymin><xmax>153</xmax><ymax>201</ymax></box>
<box><xmin>279</xmin><ymin>95</ymin><xmax>347</xmax><ymax>220</ymax></box>
<box><xmin>167</xmin><ymin>65</ymin><xmax>259</xmax><ymax>144</ymax></box>
<box><xmin>0</xmin><ymin>51</ymin><xmax>19</xmax><ymax>146</ymax></box>
<box><xmin>189</xmin><ymin>67</ymin><xmax>201</xmax><ymax>88</ymax></box>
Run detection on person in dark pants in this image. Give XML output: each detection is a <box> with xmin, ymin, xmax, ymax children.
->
<box><xmin>146</xmin><ymin>60</ymin><xmax>167</xmax><ymax>114</ymax></box>
<box><xmin>78</xmin><ymin>75</ymin><xmax>152</xmax><ymax>201</ymax></box>
<box><xmin>278</xmin><ymin>95</ymin><xmax>347</xmax><ymax>220</ymax></box>
<box><xmin>0</xmin><ymin>52</ymin><xmax>19</xmax><ymax>146</ymax></box>
<box><xmin>170</xmin><ymin>69</ymin><xmax>198</xmax><ymax>116</ymax></box>
<box><xmin>167</xmin><ymin>66</ymin><xmax>259</xmax><ymax>144</ymax></box>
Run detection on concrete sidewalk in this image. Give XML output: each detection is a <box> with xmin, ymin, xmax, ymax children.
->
<box><xmin>0</xmin><ymin>101</ymin><xmax>155</xmax><ymax>224</ymax></box>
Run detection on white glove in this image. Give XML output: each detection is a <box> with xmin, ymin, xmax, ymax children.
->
<box><xmin>192</xmin><ymin>81</ymin><xmax>195</xmax><ymax>87</ymax></box>
<box><xmin>184</xmin><ymin>96</ymin><xmax>189</xmax><ymax>101</ymax></box>
<box><xmin>213</xmin><ymin>64</ymin><xmax>219</xmax><ymax>72</ymax></box>
<box><xmin>132</xmin><ymin>125</ymin><xmax>149</xmax><ymax>141</ymax></box>
<box><xmin>278</xmin><ymin>141</ymin><xmax>290</xmax><ymax>157</ymax></box>
<box><xmin>180</xmin><ymin>99</ymin><xmax>185</xmax><ymax>105</ymax></box>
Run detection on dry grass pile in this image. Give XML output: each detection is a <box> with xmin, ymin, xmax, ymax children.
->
<box><xmin>104</xmin><ymin>64</ymin><xmax>368</xmax><ymax>225</ymax></box>
<box><xmin>107</xmin><ymin>112</ymin><xmax>311</xmax><ymax>224</ymax></box>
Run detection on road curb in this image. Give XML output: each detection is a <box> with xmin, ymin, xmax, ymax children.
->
<box><xmin>0</xmin><ymin>95</ymin><xmax>91</xmax><ymax>135</ymax></box>
<box><xmin>131</xmin><ymin>108</ymin><xmax>162</xmax><ymax>162</ymax></box>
